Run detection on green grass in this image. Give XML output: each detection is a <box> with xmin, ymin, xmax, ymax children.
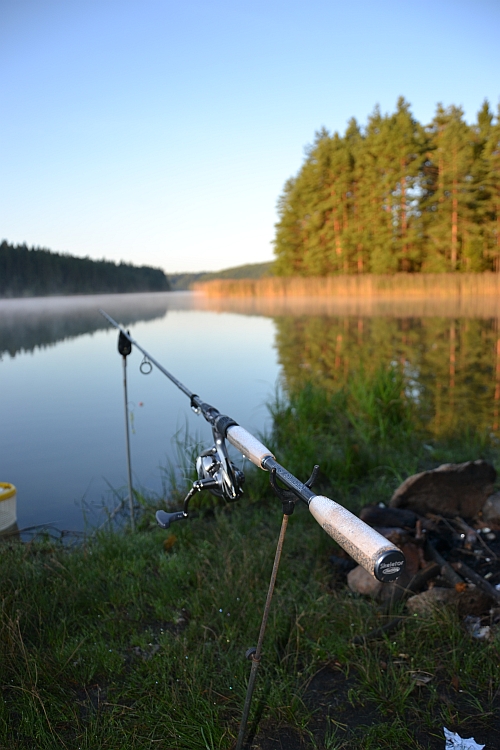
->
<box><xmin>268</xmin><ymin>365</ymin><xmax>421</xmax><ymax>512</ymax></box>
<box><xmin>1</xmin><ymin>366</ymin><xmax>500</xmax><ymax>749</ymax></box>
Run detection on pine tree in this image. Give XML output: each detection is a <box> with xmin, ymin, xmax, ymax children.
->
<box><xmin>273</xmin><ymin>176</ymin><xmax>306</xmax><ymax>275</ymax></box>
<box><xmin>342</xmin><ymin>118</ymin><xmax>366</xmax><ymax>272</ymax></box>
<box><xmin>422</xmin><ymin>105</ymin><xmax>476</xmax><ymax>271</ymax></box>
<box><xmin>273</xmin><ymin>99</ymin><xmax>500</xmax><ymax>276</ymax></box>
<box><xmin>308</xmin><ymin>129</ymin><xmax>355</xmax><ymax>273</ymax></box>
<box><xmin>464</xmin><ymin>100</ymin><xmax>495</xmax><ymax>271</ymax></box>
<box><xmin>483</xmin><ymin>103</ymin><xmax>500</xmax><ymax>271</ymax></box>
<box><xmin>353</xmin><ymin>105</ymin><xmax>398</xmax><ymax>273</ymax></box>
<box><xmin>386</xmin><ymin>97</ymin><xmax>427</xmax><ymax>270</ymax></box>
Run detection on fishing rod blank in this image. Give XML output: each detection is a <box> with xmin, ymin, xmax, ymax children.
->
<box><xmin>99</xmin><ymin>309</ymin><xmax>405</xmax><ymax>583</ymax></box>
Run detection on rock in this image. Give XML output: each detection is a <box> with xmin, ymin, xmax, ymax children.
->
<box><xmin>481</xmin><ymin>491</ymin><xmax>500</xmax><ymax>526</ymax></box>
<box><xmin>347</xmin><ymin>565</ymin><xmax>383</xmax><ymax>598</ymax></box>
<box><xmin>457</xmin><ymin>587</ymin><xmax>495</xmax><ymax>617</ymax></box>
<box><xmin>360</xmin><ymin>505</ymin><xmax>419</xmax><ymax>528</ymax></box>
<box><xmin>389</xmin><ymin>460</ymin><xmax>496</xmax><ymax>518</ymax></box>
<box><xmin>407</xmin><ymin>585</ymin><xmax>494</xmax><ymax>617</ymax></box>
<box><xmin>406</xmin><ymin>587</ymin><xmax>459</xmax><ymax>615</ymax></box>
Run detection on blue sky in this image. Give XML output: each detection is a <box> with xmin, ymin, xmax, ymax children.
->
<box><xmin>1</xmin><ymin>0</ymin><xmax>499</xmax><ymax>273</ymax></box>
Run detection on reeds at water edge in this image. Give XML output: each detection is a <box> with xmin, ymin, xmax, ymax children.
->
<box><xmin>193</xmin><ymin>272</ymin><xmax>500</xmax><ymax>300</ymax></box>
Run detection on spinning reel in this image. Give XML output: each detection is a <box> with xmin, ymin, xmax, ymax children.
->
<box><xmin>156</xmin><ymin>424</ymin><xmax>245</xmax><ymax>530</ymax></box>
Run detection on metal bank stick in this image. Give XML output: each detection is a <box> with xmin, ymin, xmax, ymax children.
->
<box><xmin>117</xmin><ymin>329</ymin><xmax>135</xmax><ymax>532</ymax></box>
<box><xmin>100</xmin><ymin>309</ymin><xmax>405</xmax><ymax>748</ymax></box>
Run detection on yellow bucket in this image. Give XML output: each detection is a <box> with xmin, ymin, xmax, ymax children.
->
<box><xmin>0</xmin><ymin>483</ymin><xmax>17</xmax><ymax>532</ymax></box>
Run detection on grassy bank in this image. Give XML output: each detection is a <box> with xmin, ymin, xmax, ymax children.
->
<box><xmin>193</xmin><ymin>273</ymin><xmax>500</xmax><ymax>300</ymax></box>
<box><xmin>1</xmin><ymin>369</ymin><xmax>500</xmax><ymax>749</ymax></box>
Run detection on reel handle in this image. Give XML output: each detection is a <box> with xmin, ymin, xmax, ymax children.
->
<box><xmin>156</xmin><ymin>510</ymin><xmax>187</xmax><ymax>529</ymax></box>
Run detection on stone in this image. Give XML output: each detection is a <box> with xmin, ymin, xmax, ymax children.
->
<box><xmin>389</xmin><ymin>460</ymin><xmax>496</xmax><ymax>518</ymax></box>
<box><xmin>406</xmin><ymin>587</ymin><xmax>459</xmax><ymax>615</ymax></box>
<box><xmin>457</xmin><ymin>587</ymin><xmax>495</xmax><ymax>617</ymax></box>
<box><xmin>347</xmin><ymin>565</ymin><xmax>383</xmax><ymax>598</ymax></box>
<box><xmin>407</xmin><ymin>585</ymin><xmax>494</xmax><ymax>617</ymax></box>
<box><xmin>481</xmin><ymin>491</ymin><xmax>500</xmax><ymax>526</ymax></box>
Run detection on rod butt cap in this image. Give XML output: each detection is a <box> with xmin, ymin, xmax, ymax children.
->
<box><xmin>374</xmin><ymin>549</ymin><xmax>405</xmax><ymax>582</ymax></box>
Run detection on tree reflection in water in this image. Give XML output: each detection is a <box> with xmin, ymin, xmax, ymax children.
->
<box><xmin>273</xmin><ymin>314</ymin><xmax>499</xmax><ymax>439</ymax></box>
<box><xmin>197</xmin><ymin>295</ymin><xmax>500</xmax><ymax>441</ymax></box>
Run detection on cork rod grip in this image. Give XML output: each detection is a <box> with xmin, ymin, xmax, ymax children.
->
<box><xmin>309</xmin><ymin>495</ymin><xmax>405</xmax><ymax>582</ymax></box>
<box><xmin>225</xmin><ymin>426</ymin><xmax>274</xmax><ymax>468</ymax></box>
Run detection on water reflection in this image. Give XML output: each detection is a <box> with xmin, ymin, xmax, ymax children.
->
<box><xmin>275</xmin><ymin>315</ymin><xmax>500</xmax><ymax>438</ymax></box>
<box><xmin>195</xmin><ymin>295</ymin><xmax>500</xmax><ymax>439</ymax></box>
<box><xmin>193</xmin><ymin>294</ymin><xmax>500</xmax><ymax>319</ymax></box>
<box><xmin>0</xmin><ymin>292</ymin><xmax>176</xmax><ymax>358</ymax></box>
<box><xmin>2</xmin><ymin>291</ymin><xmax>499</xmax><ymax>531</ymax></box>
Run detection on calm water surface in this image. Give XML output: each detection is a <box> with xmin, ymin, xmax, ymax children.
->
<box><xmin>1</xmin><ymin>291</ymin><xmax>499</xmax><ymax>530</ymax></box>
<box><xmin>0</xmin><ymin>293</ymin><xmax>278</xmax><ymax>530</ymax></box>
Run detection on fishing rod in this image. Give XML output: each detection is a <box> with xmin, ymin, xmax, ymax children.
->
<box><xmin>100</xmin><ymin>309</ymin><xmax>404</xmax><ymax>582</ymax></box>
<box><xmin>100</xmin><ymin>308</ymin><xmax>405</xmax><ymax>748</ymax></box>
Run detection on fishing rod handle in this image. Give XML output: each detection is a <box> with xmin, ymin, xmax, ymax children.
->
<box><xmin>261</xmin><ymin>456</ymin><xmax>404</xmax><ymax>582</ymax></box>
<box><xmin>308</xmin><ymin>495</ymin><xmax>404</xmax><ymax>582</ymax></box>
<box><xmin>225</xmin><ymin>426</ymin><xmax>275</xmax><ymax>468</ymax></box>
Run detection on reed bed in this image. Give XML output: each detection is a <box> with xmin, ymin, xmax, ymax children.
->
<box><xmin>194</xmin><ymin>273</ymin><xmax>500</xmax><ymax>300</ymax></box>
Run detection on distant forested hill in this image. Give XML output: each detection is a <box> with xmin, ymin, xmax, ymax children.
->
<box><xmin>274</xmin><ymin>98</ymin><xmax>500</xmax><ymax>275</ymax></box>
<box><xmin>0</xmin><ymin>241</ymin><xmax>170</xmax><ymax>297</ymax></box>
<box><xmin>168</xmin><ymin>262</ymin><xmax>273</xmax><ymax>290</ymax></box>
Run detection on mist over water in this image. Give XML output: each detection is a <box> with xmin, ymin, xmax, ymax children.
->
<box><xmin>0</xmin><ymin>291</ymin><xmax>176</xmax><ymax>358</ymax></box>
<box><xmin>1</xmin><ymin>291</ymin><xmax>498</xmax><ymax>531</ymax></box>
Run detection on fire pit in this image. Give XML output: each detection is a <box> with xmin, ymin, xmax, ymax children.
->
<box><xmin>342</xmin><ymin>461</ymin><xmax>500</xmax><ymax>641</ymax></box>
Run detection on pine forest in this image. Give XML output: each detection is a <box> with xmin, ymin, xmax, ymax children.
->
<box><xmin>0</xmin><ymin>241</ymin><xmax>170</xmax><ymax>297</ymax></box>
<box><xmin>273</xmin><ymin>98</ymin><xmax>500</xmax><ymax>275</ymax></box>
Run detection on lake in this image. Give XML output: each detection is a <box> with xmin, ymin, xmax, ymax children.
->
<box><xmin>1</xmin><ymin>291</ymin><xmax>499</xmax><ymax>531</ymax></box>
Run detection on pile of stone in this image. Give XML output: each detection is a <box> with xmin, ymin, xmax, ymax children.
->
<box><xmin>337</xmin><ymin>460</ymin><xmax>500</xmax><ymax>640</ymax></box>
